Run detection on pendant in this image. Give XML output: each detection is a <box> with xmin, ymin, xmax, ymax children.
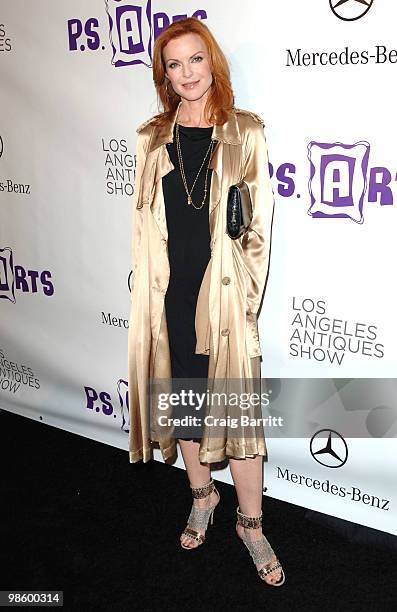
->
<box><xmin>187</xmin><ymin>195</ymin><xmax>192</xmax><ymax>205</ymax></box>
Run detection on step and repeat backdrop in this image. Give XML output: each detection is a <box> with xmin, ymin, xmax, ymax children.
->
<box><xmin>1</xmin><ymin>1</ymin><xmax>396</xmax><ymax>535</ymax></box>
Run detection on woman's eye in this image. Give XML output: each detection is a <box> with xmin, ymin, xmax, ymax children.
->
<box><xmin>168</xmin><ymin>56</ymin><xmax>203</xmax><ymax>69</ymax></box>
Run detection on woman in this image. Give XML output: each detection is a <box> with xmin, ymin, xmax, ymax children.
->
<box><xmin>128</xmin><ymin>17</ymin><xmax>284</xmax><ymax>586</ymax></box>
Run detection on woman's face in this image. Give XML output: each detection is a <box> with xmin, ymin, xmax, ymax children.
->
<box><xmin>163</xmin><ymin>32</ymin><xmax>213</xmax><ymax>102</ymax></box>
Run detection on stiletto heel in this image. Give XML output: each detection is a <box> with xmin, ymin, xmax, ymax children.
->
<box><xmin>236</xmin><ymin>506</ymin><xmax>286</xmax><ymax>586</ymax></box>
<box><xmin>180</xmin><ymin>477</ymin><xmax>220</xmax><ymax>550</ymax></box>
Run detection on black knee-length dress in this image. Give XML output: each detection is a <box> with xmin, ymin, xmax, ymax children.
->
<box><xmin>162</xmin><ymin>122</ymin><xmax>215</xmax><ymax>380</ymax></box>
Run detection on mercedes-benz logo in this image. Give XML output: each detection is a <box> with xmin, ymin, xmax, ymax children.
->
<box><xmin>128</xmin><ymin>269</ymin><xmax>134</xmax><ymax>293</ymax></box>
<box><xmin>310</xmin><ymin>429</ymin><xmax>348</xmax><ymax>468</ymax></box>
<box><xmin>330</xmin><ymin>0</ymin><xmax>374</xmax><ymax>21</ymax></box>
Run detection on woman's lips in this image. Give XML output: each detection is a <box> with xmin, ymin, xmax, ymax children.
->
<box><xmin>182</xmin><ymin>80</ymin><xmax>199</xmax><ymax>89</ymax></box>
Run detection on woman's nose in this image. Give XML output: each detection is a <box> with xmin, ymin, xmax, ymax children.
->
<box><xmin>182</xmin><ymin>63</ymin><xmax>193</xmax><ymax>78</ymax></box>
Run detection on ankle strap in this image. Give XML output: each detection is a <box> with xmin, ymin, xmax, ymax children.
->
<box><xmin>190</xmin><ymin>478</ymin><xmax>215</xmax><ymax>499</ymax></box>
<box><xmin>236</xmin><ymin>506</ymin><xmax>262</xmax><ymax>529</ymax></box>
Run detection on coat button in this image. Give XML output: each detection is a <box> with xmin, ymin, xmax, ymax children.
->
<box><xmin>222</xmin><ymin>276</ymin><xmax>231</xmax><ymax>285</ymax></box>
<box><xmin>221</xmin><ymin>328</ymin><xmax>230</xmax><ymax>336</ymax></box>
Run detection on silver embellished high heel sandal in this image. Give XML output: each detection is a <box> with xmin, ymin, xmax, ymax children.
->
<box><xmin>180</xmin><ymin>478</ymin><xmax>220</xmax><ymax>550</ymax></box>
<box><xmin>236</xmin><ymin>506</ymin><xmax>286</xmax><ymax>586</ymax></box>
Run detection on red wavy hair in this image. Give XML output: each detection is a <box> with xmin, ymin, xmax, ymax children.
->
<box><xmin>150</xmin><ymin>17</ymin><xmax>235</xmax><ymax>127</ymax></box>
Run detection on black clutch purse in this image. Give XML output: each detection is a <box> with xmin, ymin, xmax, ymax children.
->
<box><xmin>226</xmin><ymin>180</ymin><xmax>253</xmax><ymax>239</ymax></box>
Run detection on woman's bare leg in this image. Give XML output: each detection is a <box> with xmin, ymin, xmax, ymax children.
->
<box><xmin>229</xmin><ymin>455</ymin><xmax>282</xmax><ymax>584</ymax></box>
<box><xmin>178</xmin><ymin>439</ymin><xmax>220</xmax><ymax>548</ymax></box>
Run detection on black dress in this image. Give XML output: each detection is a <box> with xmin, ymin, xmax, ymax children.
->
<box><xmin>162</xmin><ymin>122</ymin><xmax>215</xmax><ymax>380</ymax></box>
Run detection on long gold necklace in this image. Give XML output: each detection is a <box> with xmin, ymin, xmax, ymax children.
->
<box><xmin>175</xmin><ymin>123</ymin><xmax>216</xmax><ymax>210</ymax></box>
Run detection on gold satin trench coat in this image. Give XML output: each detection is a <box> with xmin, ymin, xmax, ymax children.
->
<box><xmin>128</xmin><ymin>100</ymin><xmax>275</xmax><ymax>464</ymax></box>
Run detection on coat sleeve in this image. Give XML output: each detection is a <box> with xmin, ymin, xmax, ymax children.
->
<box><xmin>131</xmin><ymin>130</ymin><xmax>149</xmax><ymax>284</ymax></box>
<box><xmin>240</xmin><ymin>120</ymin><xmax>275</xmax><ymax>316</ymax></box>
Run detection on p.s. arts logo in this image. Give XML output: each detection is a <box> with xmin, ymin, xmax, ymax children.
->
<box><xmin>307</xmin><ymin>140</ymin><xmax>371</xmax><ymax>223</ymax></box>
<box><xmin>0</xmin><ymin>247</ymin><xmax>54</xmax><ymax>304</ymax></box>
<box><xmin>330</xmin><ymin>0</ymin><xmax>374</xmax><ymax>21</ymax></box>
<box><xmin>84</xmin><ymin>378</ymin><xmax>130</xmax><ymax>432</ymax></box>
<box><xmin>273</xmin><ymin>138</ymin><xmax>395</xmax><ymax>224</ymax></box>
<box><xmin>305</xmin><ymin>140</ymin><xmax>397</xmax><ymax>223</ymax></box>
<box><xmin>67</xmin><ymin>0</ymin><xmax>208</xmax><ymax>68</ymax></box>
